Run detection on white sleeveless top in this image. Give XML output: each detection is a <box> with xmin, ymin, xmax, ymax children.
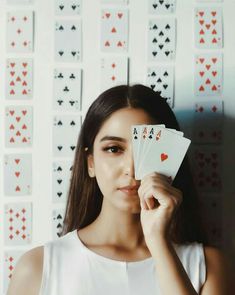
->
<box><xmin>39</xmin><ymin>229</ymin><xmax>206</xmax><ymax>295</ymax></box>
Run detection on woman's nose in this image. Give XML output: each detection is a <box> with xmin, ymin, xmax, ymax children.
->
<box><xmin>124</xmin><ymin>151</ymin><xmax>135</xmax><ymax>177</ymax></box>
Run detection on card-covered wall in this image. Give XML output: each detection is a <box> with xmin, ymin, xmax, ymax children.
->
<box><xmin>0</xmin><ymin>0</ymin><xmax>235</xmax><ymax>293</ymax></box>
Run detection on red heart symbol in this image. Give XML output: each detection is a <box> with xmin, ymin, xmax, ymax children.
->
<box><xmin>22</xmin><ymin>110</ymin><xmax>27</xmax><ymax>115</ymax></box>
<box><xmin>15</xmin><ymin>186</ymin><xmax>20</xmax><ymax>192</ymax></box>
<box><xmin>117</xmin><ymin>13</ymin><xmax>123</xmax><ymax>19</ymax></box>
<box><xmin>105</xmin><ymin>13</ymin><xmax>110</xmax><ymax>18</ymax></box>
<box><xmin>199</xmin><ymin>71</ymin><xmax>204</xmax><ymax>77</ymax></box>
<box><xmin>10</xmin><ymin>124</ymin><xmax>14</xmax><ymax>130</ymax></box>
<box><xmin>16</xmin><ymin>116</ymin><xmax>21</xmax><ymax>122</ymax></box>
<box><xmin>16</xmin><ymin>130</ymin><xmax>21</xmax><ymax>136</ymax></box>
<box><xmin>199</xmin><ymin>11</ymin><xmax>204</xmax><ymax>17</ymax></box>
<box><xmin>199</xmin><ymin>20</ymin><xmax>204</xmax><ymax>25</ymax></box>
<box><xmin>22</xmin><ymin>62</ymin><xmax>28</xmax><ymax>67</ymax></box>
<box><xmin>211</xmin><ymin>11</ymin><xmax>216</xmax><ymax>17</ymax></box>
<box><xmin>10</xmin><ymin>81</ymin><xmax>15</xmax><ymax>86</ymax></box>
<box><xmin>212</xmin><ymin>71</ymin><xmax>217</xmax><ymax>77</ymax></box>
<box><xmin>212</xmin><ymin>58</ymin><xmax>217</xmax><ymax>64</ymax></box>
<box><xmin>111</xmin><ymin>27</ymin><xmax>117</xmax><ymax>33</ymax></box>
<box><xmin>212</xmin><ymin>19</ymin><xmax>217</xmax><ymax>25</ymax></box>
<box><xmin>161</xmin><ymin>153</ymin><xmax>168</xmax><ymax>162</ymax></box>
<box><xmin>22</xmin><ymin>124</ymin><xmax>27</xmax><ymax>130</ymax></box>
<box><xmin>10</xmin><ymin>71</ymin><xmax>15</xmax><ymax>76</ymax></box>
<box><xmin>15</xmin><ymin>159</ymin><xmax>20</xmax><ymax>164</ymax></box>
<box><xmin>9</xmin><ymin>110</ymin><xmax>15</xmax><ymax>116</ymax></box>
<box><xmin>22</xmin><ymin>71</ymin><xmax>27</xmax><ymax>76</ymax></box>
<box><xmin>199</xmin><ymin>58</ymin><xmax>205</xmax><ymax>64</ymax></box>
<box><xmin>10</xmin><ymin>63</ymin><xmax>15</xmax><ymax>67</ymax></box>
<box><xmin>105</xmin><ymin>41</ymin><xmax>110</xmax><ymax>47</ymax></box>
<box><xmin>205</xmin><ymin>64</ymin><xmax>211</xmax><ymax>70</ymax></box>
<box><xmin>15</xmin><ymin>172</ymin><xmax>20</xmax><ymax>177</ymax></box>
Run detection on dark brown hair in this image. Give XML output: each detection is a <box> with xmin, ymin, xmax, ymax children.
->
<box><xmin>62</xmin><ymin>84</ymin><xmax>206</xmax><ymax>244</ymax></box>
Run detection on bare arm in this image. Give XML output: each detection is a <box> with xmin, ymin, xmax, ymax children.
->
<box><xmin>7</xmin><ymin>246</ymin><xmax>43</xmax><ymax>295</ymax></box>
<box><xmin>200</xmin><ymin>246</ymin><xmax>233</xmax><ymax>295</ymax></box>
<box><xmin>148</xmin><ymin>237</ymin><xmax>198</xmax><ymax>295</ymax></box>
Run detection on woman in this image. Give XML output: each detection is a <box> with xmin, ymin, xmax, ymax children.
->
<box><xmin>8</xmin><ymin>85</ymin><xmax>230</xmax><ymax>294</ymax></box>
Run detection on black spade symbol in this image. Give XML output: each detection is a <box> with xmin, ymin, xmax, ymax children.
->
<box><xmin>163</xmin><ymin>84</ymin><xmax>168</xmax><ymax>89</ymax></box>
<box><xmin>57</xmin><ymin>146</ymin><xmax>63</xmax><ymax>151</ymax></box>
<box><xmin>159</xmin><ymin>31</ymin><xmax>164</xmax><ymax>36</ymax></box>
<box><xmin>58</xmin><ymin>120</ymin><xmax>63</xmax><ymax>126</ymax></box>
<box><xmin>152</xmin><ymin>38</ymin><xmax>157</xmax><ymax>43</ymax></box>
<box><xmin>70</xmin><ymin>120</ymin><xmax>75</xmax><ymax>126</ymax></box>
<box><xmin>59</xmin><ymin>25</ymin><xmax>64</xmax><ymax>31</ymax></box>
<box><xmin>163</xmin><ymin>71</ymin><xmax>168</xmax><ymax>76</ymax></box>
<box><xmin>57</xmin><ymin>166</ymin><xmax>62</xmax><ymax>171</ymax></box>
<box><xmin>57</xmin><ymin>192</ymin><xmax>62</xmax><ymax>197</ymax></box>
<box><xmin>58</xmin><ymin>51</ymin><xmax>64</xmax><ymax>56</ymax></box>
<box><xmin>59</xmin><ymin>5</ymin><xmax>64</xmax><ymax>10</ymax></box>
<box><xmin>152</xmin><ymin>51</ymin><xmax>157</xmax><ymax>56</ymax></box>
<box><xmin>153</xmin><ymin>24</ymin><xmax>158</xmax><ymax>30</ymax></box>
<box><xmin>150</xmin><ymin>85</ymin><xmax>155</xmax><ymax>90</ymax></box>
<box><xmin>157</xmin><ymin>78</ymin><xmax>162</xmax><ymax>83</ymax></box>
<box><xmin>71</xmin><ymin>146</ymin><xmax>76</xmax><ymax>151</ymax></box>
<box><xmin>71</xmin><ymin>25</ymin><xmax>76</xmax><ymax>30</ymax></box>
<box><xmin>57</xmin><ymin>179</ymin><xmax>62</xmax><ymax>184</ymax></box>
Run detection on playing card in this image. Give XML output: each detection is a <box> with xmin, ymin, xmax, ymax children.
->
<box><xmin>100</xmin><ymin>56</ymin><xmax>129</xmax><ymax>92</ymax></box>
<box><xmin>6</xmin><ymin>58</ymin><xmax>33</xmax><ymax>100</ymax></box>
<box><xmin>148</xmin><ymin>0</ymin><xmax>176</xmax><ymax>14</ymax></box>
<box><xmin>55</xmin><ymin>19</ymin><xmax>82</xmax><ymax>62</ymax></box>
<box><xmin>193</xmin><ymin>100</ymin><xmax>224</xmax><ymax>144</ymax></box>
<box><xmin>4</xmin><ymin>202</ymin><xmax>32</xmax><ymax>246</ymax></box>
<box><xmin>55</xmin><ymin>0</ymin><xmax>81</xmax><ymax>15</ymax></box>
<box><xmin>53</xmin><ymin>68</ymin><xmax>82</xmax><ymax>111</ymax></box>
<box><xmin>194</xmin><ymin>7</ymin><xmax>223</xmax><ymax>49</ymax></box>
<box><xmin>4</xmin><ymin>153</ymin><xmax>32</xmax><ymax>196</ymax></box>
<box><xmin>146</xmin><ymin>66</ymin><xmax>174</xmax><ymax>107</ymax></box>
<box><xmin>6</xmin><ymin>10</ymin><xmax>34</xmax><ymax>53</ymax></box>
<box><xmin>135</xmin><ymin>125</ymin><xmax>168</xmax><ymax>178</ymax></box>
<box><xmin>5</xmin><ymin>105</ymin><xmax>33</xmax><ymax>148</ymax></box>
<box><xmin>101</xmin><ymin>0</ymin><xmax>129</xmax><ymax>3</ymax></box>
<box><xmin>191</xmin><ymin>146</ymin><xmax>222</xmax><ymax>192</ymax></box>
<box><xmin>148</xmin><ymin>18</ymin><xmax>176</xmax><ymax>61</ymax></box>
<box><xmin>52</xmin><ymin>160</ymin><xmax>73</xmax><ymax>203</ymax></box>
<box><xmin>101</xmin><ymin>9</ymin><xmax>129</xmax><ymax>52</ymax></box>
<box><xmin>194</xmin><ymin>53</ymin><xmax>223</xmax><ymax>96</ymax></box>
<box><xmin>3</xmin><ymin>250</ymin><xmax>25</xmax><ymax>294</ymax></box>
<box><xmin>53</xmin><ymin>115</ymin><xmax>81</xmax><ymax>157</ymax></box>
<box><xmin>52</xmin><ymin>207</ymin><xmax>65</xmax><ymax>239</ymax></box>
<box><xmin>132</xmin><ymin>125</ymin><xmax>189</xmax><ymax>180</ymax></box>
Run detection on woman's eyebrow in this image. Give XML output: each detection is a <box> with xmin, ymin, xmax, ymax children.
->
<box><xmin>99</xmin><ymin>136</ymin><xmax>126</xmax><ymax>143</ymax></box>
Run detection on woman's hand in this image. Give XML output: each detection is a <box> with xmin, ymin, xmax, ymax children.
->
<box><xmin>138</xmin><ymin>172</ymin><xmax>182</xmax><ymax>242</ymax></box>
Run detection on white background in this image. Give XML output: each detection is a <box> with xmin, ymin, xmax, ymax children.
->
<box><xmin>0</xmin><ymin>0</ymin><xmax>235</xmax><ymax>293</ymax></box>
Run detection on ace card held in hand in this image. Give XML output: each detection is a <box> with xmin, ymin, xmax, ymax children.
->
<box><xmin>132</xmin><ymin>125</ymin><xmax>191</xmax><ymax>181</ymax></box>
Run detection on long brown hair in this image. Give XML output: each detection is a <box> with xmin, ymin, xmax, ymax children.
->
<box><xmin>62</xmin><ymin>84</ymin><xmax>206</xmax><ymax>244</ymax></box>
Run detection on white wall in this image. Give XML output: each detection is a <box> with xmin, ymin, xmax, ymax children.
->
<box><xmin>1</xmin><ymin>0</ymin><xmax>235</xmax><ymax>293</ymax></box>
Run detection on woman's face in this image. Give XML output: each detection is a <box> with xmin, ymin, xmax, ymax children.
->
<box><xmin>87</xmin><ymin>107</ymin><xmax>155</xmax><ymax>214</ymax></box>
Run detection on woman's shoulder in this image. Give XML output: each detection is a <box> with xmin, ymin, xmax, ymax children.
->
<box><xmin>7</xmin><ymin>246</ymin><xmax>44</xmax><ymax>295</ymax></box>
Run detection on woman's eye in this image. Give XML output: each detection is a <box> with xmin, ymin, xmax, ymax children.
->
<box><xmin>103</xmin><ymin>146</ymin><xmax>123</xmax><ymax>153</ymax></box>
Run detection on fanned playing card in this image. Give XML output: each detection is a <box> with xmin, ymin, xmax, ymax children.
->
<box><xmin>194</xmin><ymin>7</ymin><xmax>223</xmax><ymax>49</ymax></box>
<box><xmin>52</xmin><ymin>207</ymin><xmax>65</xmax><ymax>239</ymax></box>
<box><xmin>148</xmin><ymin>0</ymin><xmax>176</xmax><ymax>14</ymax></box>
<box><xmin>101</xmin><ymin>9</ymin><xmax>129</xmax><ymax>52</ymax></box>
<box><xmin>52</xmin><ymin>160</ymin><xmax>73</xmax><ymax>203</ymax></box>
<box><xmin>148</xmin><ymin>18</ymin><xmax>176</xmax><ymax>61</ymax></box>
<box><xmin>6</xmin><ymin>10</ymin><xmax>34</xmax><ymax>53</ymax></box>
<box><xmin>132</xmin><ymin>125</ymin><xmax>190</xmax><ymax>180</ymax></box>
<box><xmin>4</xmin><ymin>202</ymin><xmax>32</xmax><ymax>246</ymax></box>
<box><xmin>55</xmin><ymin>0</ymin><xmax>81</xmax><ymax>15</ymax></box>
<box><xmin>6</xmin><ymin>58</ymin><xmax>33</xmax><ymax>100</ymax></box>
<box><xmin>3</xmin><ymin>250</ymin><xmax>24</xmax><ymax>294</ymax></box>
<box><xmin>194</xmin><ymin>53</ymin><xmax>223</xmax><ymax>96</ymax></box>
<box><xmin>193</xmin><ymin>100</ymin><xmax>224</xmax><ymax>144</ymax></box>
<box><xmin>100</xmin><ymin>56</ymin><xmax>129</xmax><ymax>92</ymax></box>
<box><xmin>53</xmin><ymin>68</ymin><xmax>82</xmax><ymax>111</ymax></box>
<box><xmin>55</xmin><ymin>20</ymin><xmax>82</xmax><ymax>62</ymax></box>
<box><xmin>5</xmin><ymin>105</ymin><xmax>33</xmax><ymax>148</ymax></box>
<box><xmin>146</xmin><ymin>66</ymin><xmax>174</xmax><ymax>107</ymax></box>
<box><xmin>4</xmin><ymin>153</ymin><xmax>32</xmax><ymax>196</ymax></box>
<box><xmin>53</xmin><ymin>115</ymin><xmax>81</xmax><ymax>157</ymax></box>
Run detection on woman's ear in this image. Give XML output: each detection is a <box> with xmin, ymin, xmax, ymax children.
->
<box><xmin>87</xmin><ymin>154</ymin><xmax>95</xmax><ymax>178</ymax></box>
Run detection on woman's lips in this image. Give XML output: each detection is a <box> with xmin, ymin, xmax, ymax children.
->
<box><xmin>118</xmin><ymin>185</ymin><xmax>139</xmax><ymax>195</ymax></box>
